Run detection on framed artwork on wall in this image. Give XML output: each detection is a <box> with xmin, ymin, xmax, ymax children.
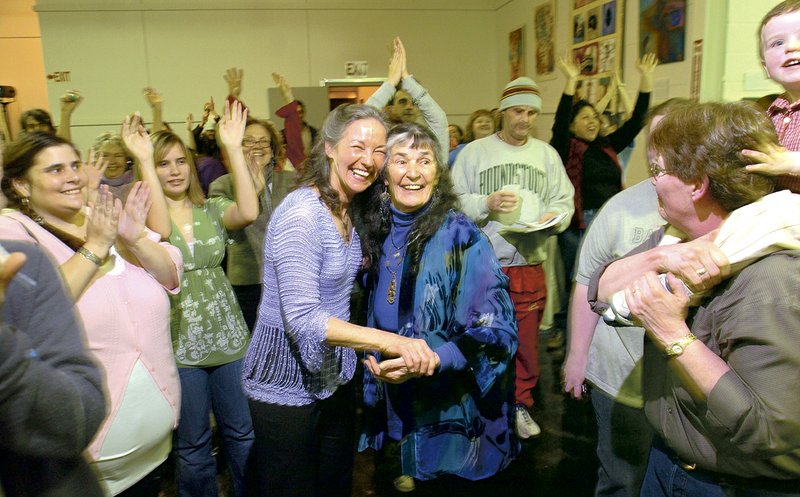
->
<box><xmin>509</xmin><ymin>26</ymin><xmax>525</xmax><ymax>79</ymax></box>
<box><xmin>570</xmin><ymin>0</ymin><xmax>625</xmax><ymax>107</ymax></box>
<box><xmin>640</xmin><ymin>0</ymin><xmax>686</xmax><ymax>63</ymax></box>
<box><xmin>534</xmin><ymin>0</ymin><xmax>556</xmax><ymax>80</ymax></box>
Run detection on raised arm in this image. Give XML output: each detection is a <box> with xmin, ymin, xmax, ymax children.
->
<box><xmin>551</xmin><ymin>55</ymin><xmax>581</xmax><ymax>159</ymax></box>
<box><xmin>116</xmin><ymin>181</ymin><xmax>180</xmax><ymax>290</ymax></box>
<box><xmin>143</xmin><ymin>87</ymin><xmax>165</xmax><ymax>133</ymax></box>
<box><xmin>56</xmin><ymin>90</ymin><xmax>82</xmax><ymax>142</ymax></box>
<box><xmin>218</xmin><ymin>100</ymin><xmax>259</xmax><ymax>229</ymax></box>
<box><xmin>613</xmin><ymin>71</ymin><xmax>634</xmax><ymax>120</ymax></box>
<box><xmin>272</xmin><ymin>72</ymin><xmax>306</xmax><ymax>168</ymax></box>
<box><xmin>122</xmin><ymin>112</ymin><xmax>172</xmax><ymax>239</ymax></box>
<box><xmin>397</xmin><ymin>37</ymin><xmax>449</xmax><ymax>165</ymax></box>
<box><xmin>605</xmin><ymin>54</ymin><xmax>656</xmax><ymax>152</ymax></box>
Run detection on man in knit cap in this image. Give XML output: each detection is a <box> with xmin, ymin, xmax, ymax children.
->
<box><xmin>452</xmin><ymin>77</ymin><xmax>574</xmax><ymax>438</ymax></box>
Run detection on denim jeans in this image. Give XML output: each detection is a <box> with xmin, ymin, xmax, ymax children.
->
<box><xmin>641</xmin><ymin>440</ymin><xmax>800</xmax><ymax>497</ymax></box>
<box><xmin>176</xmin><ymin>360</ymin><xmax>254</xmax><ymax>497</ymax></box>
<box><xmin>590</xmin><ymin>387</ymin><xmax>652</xmax><ymax>497</ymax></box>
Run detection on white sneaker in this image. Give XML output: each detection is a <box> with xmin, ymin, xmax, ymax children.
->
<box><xmin>393</xmin><ymin>475</ymin><xmax>416</xmax><ymax>492</ymax></box>
<box><xmin>514</xmin><ymin>404</ymin><xmax>541</xmax><ymax>439</ymax></box>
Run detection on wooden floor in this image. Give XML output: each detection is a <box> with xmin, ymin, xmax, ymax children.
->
<box><xmin>351</xmin><ymin>343</ymin><xmax>600</xmax><ymax>497</ymax></box>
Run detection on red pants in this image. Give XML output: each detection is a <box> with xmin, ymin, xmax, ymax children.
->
<box><xmin>502</xmin><ymin>265</ymin><xmax>547</xmax><ymax>408</ymax></box>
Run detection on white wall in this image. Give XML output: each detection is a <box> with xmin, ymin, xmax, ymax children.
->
<box><xmin>35</xmin><ymin>0</ymin><xmax>500</xmax><ymax>151</ymax></box>
<box><xmin>718</xmin><ymin>0</ymin><xmax>783</xmax><ymax>101</ymax></box>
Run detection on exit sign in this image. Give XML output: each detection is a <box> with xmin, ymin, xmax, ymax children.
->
<box><xmin>345</xmin><ymin>61</ymin><xmax>368</xmax><ymax>77</ymax></box>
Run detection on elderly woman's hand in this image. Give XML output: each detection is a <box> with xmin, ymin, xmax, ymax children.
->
<box><xmin>625</xmin><ymin>272</ymin><xmax>690</xmax><ymax>347</ymax></box>
<box><xmin>117</xmin><ymin>182</ymin><xmax>152</xmax><ymax>248</ymax></box>
<box><xmin>364</xmin><ymin>356</ymin><xmax>420</xmax><ymax>384</ymax></box>
<box><xmin>380</xmin><ymin>334</ymin><xmax>439</xmax><ymax>376</ymax></box>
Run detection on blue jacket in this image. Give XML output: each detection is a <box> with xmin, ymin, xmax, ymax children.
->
<box><xmin>359</xmin><ymin>210</ymin><xmax>520</xmax><ymax>481</ymax></box>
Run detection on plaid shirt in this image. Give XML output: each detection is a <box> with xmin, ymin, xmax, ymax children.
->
<box><xmin>767</xmin><ymin>94</ymin><xmax>800</xmax><ymax>192</ymax></box>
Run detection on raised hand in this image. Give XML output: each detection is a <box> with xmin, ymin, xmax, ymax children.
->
<box><xmin>59</xmin><ymin>90</ymin><xmax>83</xmax><ymax>115</ymax></box>
<box><xmin>272</xmin><ymin>72</ymin><xmax>295</xmax><ymax>104</ymax></box>
<box><xmin>387</xmin><ymin>37</ymin><xmax>405</xmax><ymax>87</ymax></box>
<box><xmin>201</xmin><ymin>97</ymin><xmax>215</xmax><ymax>123</ymax></box>
<box><xmin>83</xmin><ymin>148</ymin><xmax>109</xmax><ymax>205</ymax></box>
<box><xmin>121</xmin><ymin>112</ymin><xmax>154</xmax><ymax>164</ymax></box>
<box><xmin>85</xmin><ymin>185</ymin><xmax>121</xmax><ymax>257</ymax></box>
<box><xmin>636</xmin><ymin>52</ymin><xmax>658</xmax><ymax>75</ymax></box>
<box><xmin>396</xmin><ymin>37</ymin><xmax>409</xmax><ymax>79</ymax></box>
<box><xmin>557</xmin><ymin>54</ymin><xmax>581</xmax><ymax>79</ymax></box>
<box><xmin>225</xmin><ymin>67</ymin><xmax>243</xmax><ymax>98</ymax></box>
<box><xmin>143</xmin><ymin>87</ymin><xmax>163</xmax><ymax>109</ymax></box>
<box><xmin>217</xmin><ymin>99</ymin><xmax>248</xmax><ymax>150</ymax></box>
<box><xmin>186</xmin><ymin>113</ymin><xmax>194</xmax><ymax>132</ymax></box>
<box><xmin>117</xmin><ymin>181</ymin><xmax>152</xmax><ymax>247</ymax></box>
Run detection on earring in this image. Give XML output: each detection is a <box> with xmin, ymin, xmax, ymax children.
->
<box><xmin>379</xmin><ymin>185</ymin><xmax>390</xmax><ymax>220</ymax></box>
<box><xmin>20</xmin><ymin>197</ymin><xmax>45</xmax><ymax>225</ymax></box>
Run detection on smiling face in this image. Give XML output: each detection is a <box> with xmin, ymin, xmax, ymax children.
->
<box><xmin>98</xmin><ymin>142</ymin><xmax>128</xmax><ymax>179</ymax></box>
<box><xmin>570</xmin><ymin>105</ymin><xmax>600</xmax><ymax>142</ymax></box>
<box><xmin>762</xmin><ymin>10</ymin><xmax>800</xmax><ymax>98</ymax></box>
<box><xmin>385</xmin><ymin>141</ymin><xmax>439</xmax><ymax>213</ymax></box>
<box><xmin>156</xmin><ymin>144</ymin><xmax>191</xmax><ymax>200</ymax></box>
<box><xmin>12</xmin><ymin>144</ymin><xmax>86</xmax><ymax>222</ymax></box>
<box><xmin>242</xmin><ymin>123</ymin><xmax>273</xmax><ymax>172</ymax></box>
<box><xmin>471</xmin><ymin>115</ymin><xmax>495</xmax><ymax>140</ymax></box>
<box><xmin>326</xmin><ymin>118</ymin><xmax>387</xmax><ymax>203</ymax></box>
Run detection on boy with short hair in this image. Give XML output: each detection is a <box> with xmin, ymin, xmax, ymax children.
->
<box><xmin>743</xmin><ymin>0</ymin><xmax>800</xmax><ymax>188</ymax></box>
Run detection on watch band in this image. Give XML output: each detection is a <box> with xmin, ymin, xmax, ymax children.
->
<box><xmin>665</xmin><ymin>333</ymin><xmax>697</xmax><ymax>357</ymax></box>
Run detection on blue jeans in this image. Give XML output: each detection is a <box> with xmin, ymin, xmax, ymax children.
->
<box><xmin>641</xmin><ymin>440</ymin><xmax>800</xmax><ymax>497</ymax></box>
<box><xmin>591</xmin><ymin>388</ymin><xmax>652</xmax><ymax>497</ymax></box>
<box><xmin>176</xmin><ymin>360</ymin><xmax>254</xmax><ymax>497</ymax></box>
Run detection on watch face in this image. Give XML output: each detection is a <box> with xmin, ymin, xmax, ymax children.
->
<box><xmin>670</xmin><ymin>344</ymin><xmax>683</xmax><ymax>356</ymax></box>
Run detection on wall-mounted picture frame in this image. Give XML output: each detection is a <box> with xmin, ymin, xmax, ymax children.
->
<box><xmin>534</xmin><ymin>0</ymin><xmax>556</xmax><ymax>80</ymax></box>
<box><xmin>509</xmin><ymin>26</ymin><xmax>526</xmax><ymax>79</ymax></box>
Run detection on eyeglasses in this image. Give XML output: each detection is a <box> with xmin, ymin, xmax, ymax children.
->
<box><xmin>242</xmin><ymin>138</ymin><xmax>272</xmax><ymax>148</ymax></box>
<box><xmin>649</xmin><ymin>162</ymin><xmax>668</xmax><ymax>178</ymax></box>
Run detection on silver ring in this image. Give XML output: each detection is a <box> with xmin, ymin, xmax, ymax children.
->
<box><xmin>696</xmin><ymin>267</ymin><xmax>707</xmax><ymax>276</ymax></box>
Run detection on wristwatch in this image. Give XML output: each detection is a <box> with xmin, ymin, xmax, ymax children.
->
<box><xmin>665</xmin><ymin>333</ymin><xmax>697</xmax><ymax>357</ymax></box>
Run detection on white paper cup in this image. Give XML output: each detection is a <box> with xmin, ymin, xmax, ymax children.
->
<box><xmin>496</xmin><ymin>184</ymin><xmax>522</xmax><ymax>225</ymax></box>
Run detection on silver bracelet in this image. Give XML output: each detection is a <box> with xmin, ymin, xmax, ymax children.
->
<box><xmin>77</xmin><ymin>246</ymin><xmax>103</xmax><ymax>266</ymax></box>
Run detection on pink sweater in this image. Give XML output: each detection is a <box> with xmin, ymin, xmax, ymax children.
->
<box><xmin>0</xmin><ymin>211</ymin><xmax>183</xmax><ymax>458</ymax></box>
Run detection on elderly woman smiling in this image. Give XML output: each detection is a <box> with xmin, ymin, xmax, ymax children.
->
<box><xmin>242</xmin><ymin>104</ymin><xmax>438</xmax><ymax>497</ymax></box>
<box><xmin>354</xmin><ymin>122</ymin><xmax>519</xmax><ymax>491</ymax></box>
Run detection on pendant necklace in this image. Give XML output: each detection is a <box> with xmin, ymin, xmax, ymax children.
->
<box><xmin>385</xmin><ymin>227</ymin><xmax>405</xmax><ymax>305</ymax></box>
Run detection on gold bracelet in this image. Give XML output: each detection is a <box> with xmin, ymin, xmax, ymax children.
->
<box><xmin>77</xmin><ymin>246</ymin><xmax>103</xmax><ymax>266</ymax></box>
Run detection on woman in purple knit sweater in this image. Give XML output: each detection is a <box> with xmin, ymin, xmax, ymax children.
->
<box><xmin>241</xmin><ymin>104</ymin><xmax>438</xmax><ymax>497</ymax></box>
